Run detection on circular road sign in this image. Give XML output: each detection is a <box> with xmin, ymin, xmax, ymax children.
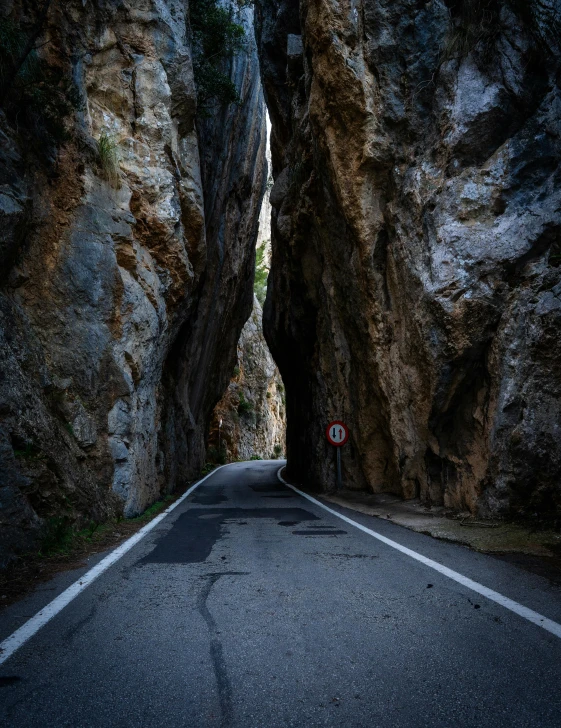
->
<box><xmin>326</xmin><ymin>421</ymin><xmax>349</xmax><ymax>447</ymax></box>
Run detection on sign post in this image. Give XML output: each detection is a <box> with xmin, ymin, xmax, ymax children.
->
<box><xmin>326</xmin><ymin>420</ymin><xmax>349</xmax><ymax>490</ymax></box>
<box><xmin>336</xmin><ymin>448</ymin><xmax>342</xmax><ymax>492</ymax></box>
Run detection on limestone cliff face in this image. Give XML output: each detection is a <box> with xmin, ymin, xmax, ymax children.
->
<box><xmin>256</xmin><ymin>0</ymin><xmax>561</xmax><ymax>521</ymax></box>
<box><xmin>209</xmin><ymin>295</ymin><xmax>286</xmax><ymax>462</ymax></box>
<box><xmin>0</xmin><ymin>0</ymin><xmax>266</xmax><ymax>566</ymax></box>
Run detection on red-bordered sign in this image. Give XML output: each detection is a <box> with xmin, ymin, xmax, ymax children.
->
<box><xmin>326</xmin><ymin>420</ymin><xmax>349</xmax><ymax>447</ymax></box>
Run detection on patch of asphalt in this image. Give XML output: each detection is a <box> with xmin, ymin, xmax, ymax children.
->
<box><xmin>0</xmin><ymin>478</ymin><xmax>203</xmax><ymax>610</ymax></box>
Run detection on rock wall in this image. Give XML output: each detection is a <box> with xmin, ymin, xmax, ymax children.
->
<box><xmin>209</xmin><ymin>295</ymin><xmax>286</xmax><ymax>462</ymax></box>
<box><xmin>0</xmin><ymin>0</ymin><xmax>266</xmax><ymax>566</ymax></box>
<box><xmin>256</xmin><ymin>0</ymin><xmax>561</xmax><ymax>521</ymax></box>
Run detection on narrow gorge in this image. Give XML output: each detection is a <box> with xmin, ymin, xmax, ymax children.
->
<box><xmin>1</xmin><ymin>0</ymin><xmax>560</xmax><ymax>570</ymax></box>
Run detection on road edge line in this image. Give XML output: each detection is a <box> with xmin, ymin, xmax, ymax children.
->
<box><xmin>0</xmin><ymin>464</ymin><xmax>229</xmax><ymax>666</ymax></box>
<box><xmin>277</xmin><ymin>466</ymin><xmax>561</xmax><ymax>640</ymax></box>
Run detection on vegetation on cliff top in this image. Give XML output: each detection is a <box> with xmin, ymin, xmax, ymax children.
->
<box><xmin>189</xmin><ymin>0</ymin><xmax>247</xmax><ymax>109</ymax></box>
<box><xmin>442</xmin><ymin>0</ymin><xmax>561</xmax><ymax>64</ymax></box>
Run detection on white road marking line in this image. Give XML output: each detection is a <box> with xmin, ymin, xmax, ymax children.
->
<box><xmin>0</xmin><ymin>465</ymin><xmax>228</xmax><ymax>666</ymax></box>
<box><xmin>277</xmin><ymin>467</ymin><xmax>561</xmax><ymax>640</ymax></box>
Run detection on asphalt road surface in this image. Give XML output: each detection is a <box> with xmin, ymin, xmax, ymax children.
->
<box><xmin>1</xmin><ymin>460</ymin><xmax>561</xmax><ymax>727</ymax></box>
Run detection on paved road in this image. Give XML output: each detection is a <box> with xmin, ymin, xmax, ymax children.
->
<box><xmin>1</xmin><ymin>460</ymin><xmax>561</xmax><ymax>727</ymax></box>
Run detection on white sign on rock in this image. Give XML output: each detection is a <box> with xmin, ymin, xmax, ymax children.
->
<box><xmin>326</xmin><ymin>421</ymin><xmax>349</xmax><ymax>447</ymax></box>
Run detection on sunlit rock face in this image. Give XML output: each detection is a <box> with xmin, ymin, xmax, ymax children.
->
<box><xmin>0</xmin><ymin>0</ymin><xmax>266</xmax><ymax>566</ymax></box>
<box><xmin>256</xmin><ymin>0</ymin><xmax>561</xmax><ymax>520</ymax></box>
<box><xmin>209</xmin><ymin>295</ymin><xmax>286</xmax><ymax>462</ymax></box>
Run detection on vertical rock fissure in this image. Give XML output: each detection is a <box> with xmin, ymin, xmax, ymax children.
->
<box><xmin>208</xmin><ymin>115</ymin><xmax>287</xmax><ymax>464</ymax></box>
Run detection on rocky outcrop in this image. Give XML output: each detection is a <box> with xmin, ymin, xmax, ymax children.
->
<box><xmin>256</xmin><ymin>0</ymin><xmax>561</xmax><ymax>521</ymax></box>
<box><xmin>0</xmin><ymin>0</ymin><xmax>266</xmax><ymax>566</ymax></box>
<box><xmin>209</xmin><ymin>295</ymin><xmax>286</xmax><ymax>462</ymax></box>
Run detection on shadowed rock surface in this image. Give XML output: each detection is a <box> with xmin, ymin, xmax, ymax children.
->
<box><xmin>256</xmin><ymin>0</ymin><xmax>561</xmax><ymax>520</ymax></box>
<box><xmin>0</xmin><ymin>0</ymin><xmax>266</xmax><ymax>566</ymax></box>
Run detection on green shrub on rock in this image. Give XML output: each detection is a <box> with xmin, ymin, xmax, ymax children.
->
<box><xmin>189</xmin><ymin>0</ymin><xmax>246</xmax><ymax>109</ymax></box>
<box><xmin>237</xmin><ymin>391</ymin><xmax>253</xmax><ymax>415</ymax></box>
<box><xmin>254</xmin><ymin>241</ymin><xmax>269</xmax><ymax>306</ymax></box>
<box><xmin>97</xmin><ymin>132</ymin><xmax>121</xmax><ymax>187</ymax></box>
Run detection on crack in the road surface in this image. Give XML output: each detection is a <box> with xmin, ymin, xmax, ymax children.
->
<box><xmin>198</xmin><ymin>572</ymin><xmax>248</xmax><ymax>728</ymax></box>
<box><xmin>63</xmin><ymin>601</ymin><xmax>98</xmax><ymax>643</ymax></box>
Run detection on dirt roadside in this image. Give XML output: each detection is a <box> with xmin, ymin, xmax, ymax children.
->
<box><xmin>280</xmin><ymin>468</ymin><xmax>561</xmax><ymax>586</ymax></box>
<box><xmin>324</xmin><ymin>490</ymin><xmax>561</xmax><ymax>585</ymax></box>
